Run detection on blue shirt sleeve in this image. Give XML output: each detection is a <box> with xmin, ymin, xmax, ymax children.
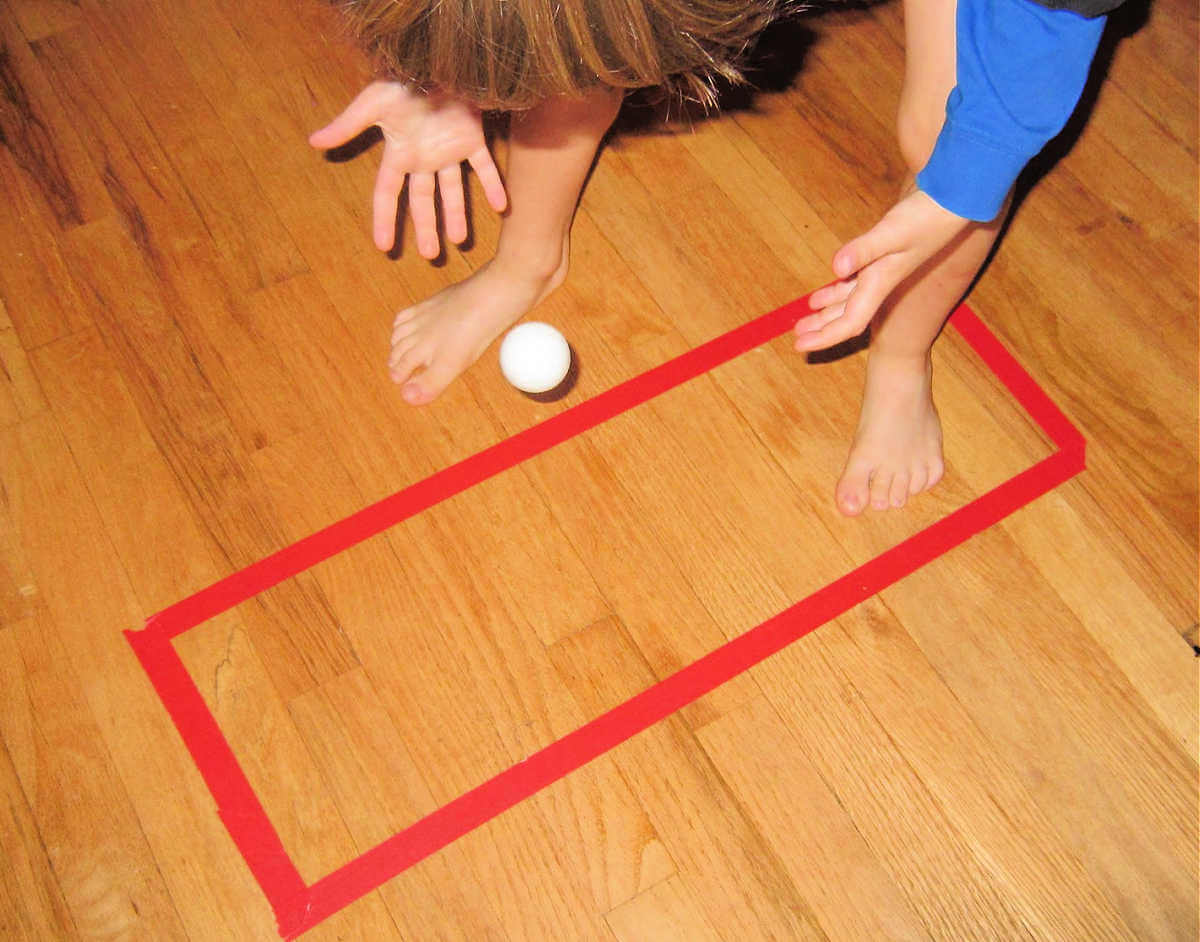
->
<box><xmin>915</xmin><ymin>0</ymin><xmax>1107</xmax><ymax>222</ymax></box>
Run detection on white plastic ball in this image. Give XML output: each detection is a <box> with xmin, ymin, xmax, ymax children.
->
<box><xmin>499</xmin><ymin>322</ymin><xmax>572</xmax><ymax>394</ymax></box>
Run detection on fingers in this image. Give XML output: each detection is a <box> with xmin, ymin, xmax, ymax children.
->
<box><xmin>808</xmin><ymin>278</ymin><xmax>855</xmax><ymax>313</ymax></box>
<box><xmin>832</xmin><ymin>213</ymin><xmax>902</xmax><ymax>280</ymax></box>
<box><xmin>794</xmin><ymin>269</ymin><xmax>889</xmax><ymax>352</ymax></box>
<box><xmin>437</xmin><ymin>166</ymin><xmax>468</xmax><ymax>245</ymax></box>
<box><xmin>372</xmin><ymin>153</ymin><xmax>407</xmax><ymax>251</ymax></box>
<box><xmin>407</xmin><ymin>171</ymin><xmax>440</xmax><ymax>258</ymax></box>
<box><xmin>373</xmin><ymin>161</ymin><xmax>473</xmax><ymax>256</ymax></box>
<box><xmin>838</xmin><ymin>266</ymin><xmax>894</xmax><ymax>337</ymax></box>
<box><xmin>468</xmin><ymin>147</ymin><xmax>508</xmax><ymax>212</ymax></box>
<box><xmin>793</xmin><ymin>301</ymin><xmax>849</xmax><ymax>342</ymax></box>
<box><xmin>309</xmin><ymin>83</ymin><xmax>384</xmax><ymax>149</ymax></box>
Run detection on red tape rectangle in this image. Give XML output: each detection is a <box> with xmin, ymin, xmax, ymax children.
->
<box><xmin>126</xmin><ymin>300</ymin><xmax>1084</xmax><ymax>938</ymax></box>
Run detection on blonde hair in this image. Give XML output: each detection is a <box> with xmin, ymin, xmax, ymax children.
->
<box><xmin>335</xmin><ymin>0</ymin><xmax>779</xmax><ymax>110</ymax></box>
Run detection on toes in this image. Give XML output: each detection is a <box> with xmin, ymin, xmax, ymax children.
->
<box><xmin>392</xmin><ymin>307</ymin><xmax>419</xmax><ymax>334</ymax></box>
<box><xmin>388</xmin><ymin>334</ymin><xmax>417</xmax><ymax>368</ymax></box>
<box><xmin>392</xmin><ymin>316</ymin><xmax>420</xmax><ymax>345</ymax></box>
<box><xmin>926</xmin><ymin>457</ymin><xmax>945</xmax><ymax>490</ymax></box>
<box><xmin>401</xmin><ymin>357</ymin><xmax>459</xmax><ymax>406</ymax></box>
<box><xmin>835</xmin><ymin>461</ymin><xmax>872</xmax><ymax>517</ymax></box>
<box><xmin>401</xmin><ymin>381</ymin><xmax>430</xmax><ymax>405</ymax></box>
<box><xmin>388</xmin><ymin>342</ymin><xmax>426</xmax><ymax>386</ymax></box>
<box><xmin>868</xmin><ymin>470</ymin><xmax>894</xmax><ymax>511</ymax></box>
<box><xmin>908</xmin><ymin>463</ymin><xmax>929</xmax><ymax>496</ymax></box>
<box><xmin>892</xmin><ymin>470</ymin><xmax>916</xmax><ymax>506</ymax></box>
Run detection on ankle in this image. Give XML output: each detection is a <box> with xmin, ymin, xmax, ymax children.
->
<box><xmin>493</xmin><ymin>233</ymin><xmax>570</xmax><ymax>284</ymax></box>
<box><xmin>867</xmin><ymin>345</ymin><xmax>932</xmax><ymax>374</ymax></box>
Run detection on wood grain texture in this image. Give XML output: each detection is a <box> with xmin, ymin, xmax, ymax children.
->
<box><xmin>0</xmin><ymin>0</ymin><xmax>1194</xmax><ymax>937</ymax></box>
<box><xmin>0</xmin><ymin>713</ymin><xmax>78</xmax><ymax>941</ymax></box>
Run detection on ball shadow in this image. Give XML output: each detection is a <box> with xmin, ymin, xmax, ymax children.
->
<box><xmin>522</xmin><ymin>344</ymin><xmax>581</xmax><ymax>403</ymax></box>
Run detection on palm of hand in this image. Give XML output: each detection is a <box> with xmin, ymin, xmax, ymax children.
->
<box><xmin>311</xmin><ymin>81</ymin><xmax>507</xmax><ymax>258</ymax></box>
<box><xmin>796</xmin><ymin>185</ymin><xmax>971</xmax><ymax>351</ymax></box>
<box><xmin>376</xmin><ymin>87</ymin><xmax>487</xmax><ymax>172</ymax></box>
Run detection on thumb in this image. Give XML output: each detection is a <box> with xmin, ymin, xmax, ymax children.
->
<box><xmin>309</xmin><ymin>85</ymin><xmax>384</xmax><ymax>149</ymax></box>
<box><xmin>832</xmin><ymin>215</ymin><xmax>902</xmax><ymax>280</ymax></box>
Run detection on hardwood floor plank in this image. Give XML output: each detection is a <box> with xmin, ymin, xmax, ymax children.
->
<box><xmin>749</xmin><ymin>625</ymin><xmax>1044</xmax><ymax>940</ymax></box>
<box><xmin>239</xmin><ymin>265</ymin><xmax>445</xmax><ymax>505</ymax></box>
<box><xmin>1059</xmin><ymin>97</ymin><xmax>1195</xmax><ymax>241</ymax></box>
<box><xmin>256</xmin><ymin>429</ymin><xmax>674</xmax><ymax>917</ymax></box>
<box><xmin>0</xmin><ymin>148</ymin><xmax>92</xmax><ymax>350</ymax></box>
<box><xmin>1003</xmin><ymin>175</ymin><xmax>1196</xmax><ymax>414</ymax></box>
<box><xmin>172</xmin><ymin>613</ymin><xmax>377</xmax><ymax>888</ymax></box>
<box><xmin>5</xmin><ymin>0</ymin><xmax>81</xmax><ymax>41</ymax></box>
<box><xmin>287</xmin><ymin>669</ymin><xmax>513</xmax><ymax>939</ymax></box>
<box><xmin>806</xmin><ymin>9</ymin><xmax>905</xmax><ymax>138</ymax></box>
<box><xmin>582</xmin><ymin>150</ymin><xmax>801</xmax><ymax>341</ymax></box>
<box><xmin>217</xmin><ymin>61</ymin><xmax>375</xmax><ymax>275</ymax></box>
<box><xmin>23</xmin><ymin>25</ymin><xmax>196</xmax><ymax>262</ymax></box>
<box><xmin>697</xmin><ymin>696</ymin><xmax>929</xmax><ymax>941</ymax></box>
<box><xmin>542</xmin><ymin>209</ymin><xmax>677</xmax><ymax>369</ymax></box>
<box><xmin>512</xmin><ymin>424</ymin><xmax>765</xmax><ymax>730</ymax></box>
<box><xmin>1001</xmin><ymin>480</ymin><xmax>1199</xmax><ymax>753</ymax></box>
<box><xmin>293</xmin><ymin>898</ymin><xmax>404</xmax><ymax>942</ymax></box>
<box><xmin>73</xmin><ymin>0</ymin><xmax>310</xmax><ymax>296</ymax></box>
<box><xmin>451</xmin><ymin>801</ymin><xmax>618</xmax><ymax>940</ymax></box>
<box><xmin>0</xmin><ymin>5</ymin><xmax>110</xmax><ymax>230</ymax></box>
<box><xmin>0</xmin><ymin>611</ymin><xmax>187</xmax><ymax>939</ymax></box>
<box><xmin>1</xmin><ymin>0</ymin><xmax>1192</xmax><ymax>934</ymax></box>
<box><xmin>872</xmin><ymin>529</ymin><xmax>1198</xmax><ymax>940</ymax></box>
<box><xmin>975</xmin><ymin>262</ymin><xmax>1197</xmax><ymax>624</ymax></box>
<box><xmin>732</xmin><ymin>71</ymin><xmax>900</xmax><ymax>243</ymax></box>
<box><xmin>0</xmin><ymin>297</ymin><xmax>48</xmax><ymax>428</ymax></box>
<box><xmin>605</xmin><ymin>875</ymin><xmax>723</xmax><ymax>941</ymax></box>
<box><xmin>58</xmin><ymin>217</ymin><xmax>359</xmax><ymax>699</ymax></box>
<box><xmin>758</xmin><ymin>599</ymin><xmax>1138</xmax><ymax>940</ymax></box>
<box><xmin>1105</xmin><ymin>0</ymin><xmax>1198</xmax><ymax>159</ymax></box>
<box><xmin>0</xmin><ymin>647</ymin><xmax>79</xmax><ymax>942</ymax></box>
<box><xmin>551</xmin><ymin>617</ymin><xmax>830</xmax><ymax>941</ymax></box>
<box><xmin>0</xmin><ymin>415</ymin><xmax>277</xmax><ymax>939</ymax></box>
<box><xmin>675</xmin><ymin>115</ymin><xmax>837</xmax><ymax>281</ymax></box>
<box><xmin>29</xmin><ymin>330</ymin><xmax>223</xmax><ymax>612</ymax></box>
<box><xmin>0</xmin><ymin>460</ymin><xmax>39</xmax><ymax>628</ymax></box>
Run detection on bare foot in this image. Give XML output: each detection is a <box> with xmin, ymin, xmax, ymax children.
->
<box><xmin>835</xmin><ymin>350</ymin><xmax>945</xmax><ymax>515</ymax></box>
<box><xmin>388</xmin><ymin>241</ymin><xmax>568</xmax><ymax>404</ymax></box>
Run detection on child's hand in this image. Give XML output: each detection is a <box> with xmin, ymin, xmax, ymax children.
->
<box><xmin>310</xmin><ymin>82</ymin><xmax>508</xmax><ymax>258</ymax></box>
<box><xmin>795</xmin><ymin>184</ymin><xmax>970</xmax><ymax>351</ymax></box>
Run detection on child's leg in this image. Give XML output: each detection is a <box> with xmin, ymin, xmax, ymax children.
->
<box><xmin>389</xmin><ymin>88</ymin><xmax>623</xmax><ymax>404</ymax></box>
<box><xmin>833</xmin><ymin>0</ymin><xmax>1007</xmax><ymax>515</ymax></box>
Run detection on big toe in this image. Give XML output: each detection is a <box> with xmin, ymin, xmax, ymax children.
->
<box><xmin>836</xmin><ymin>462</ymin><xmax>872</xmax><ymax>517</ymax></box>
<box><xmin>401</xmin><ymin>381</ymin><xmax>431</xmax><ymax>405</ymax></box>
<box><xmin>402</xmin><ymin>359</ymin><xmax>461</xmax><ymax>406</ymax></box>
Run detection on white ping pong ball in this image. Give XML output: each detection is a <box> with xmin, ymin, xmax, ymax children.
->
<box><xmin>499</xmin><ymin>322</ymin><xmax>572</xmax><ymax>394</ymax></box>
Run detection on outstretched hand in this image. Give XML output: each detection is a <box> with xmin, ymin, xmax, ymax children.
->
<box><xmin>310</xmin><ymin>81</ymin><xmax>508</xmax><ymax>258</ymax></box>
<box><xmin>795</xmin><ymin>185</ymin><xmax>971</xmax><ymax>352</ymax></box>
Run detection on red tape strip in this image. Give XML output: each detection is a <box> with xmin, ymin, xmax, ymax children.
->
<box><xmin>125</xmin><ymin>299</ymin><xmax>1084</xmax><ymax>938</ymax></box>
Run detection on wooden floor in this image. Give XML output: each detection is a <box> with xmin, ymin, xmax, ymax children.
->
<box><xmin>2</xmin><ymin>0</ymin><xmax>1197</xmax><ymax>938</ymax></box>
